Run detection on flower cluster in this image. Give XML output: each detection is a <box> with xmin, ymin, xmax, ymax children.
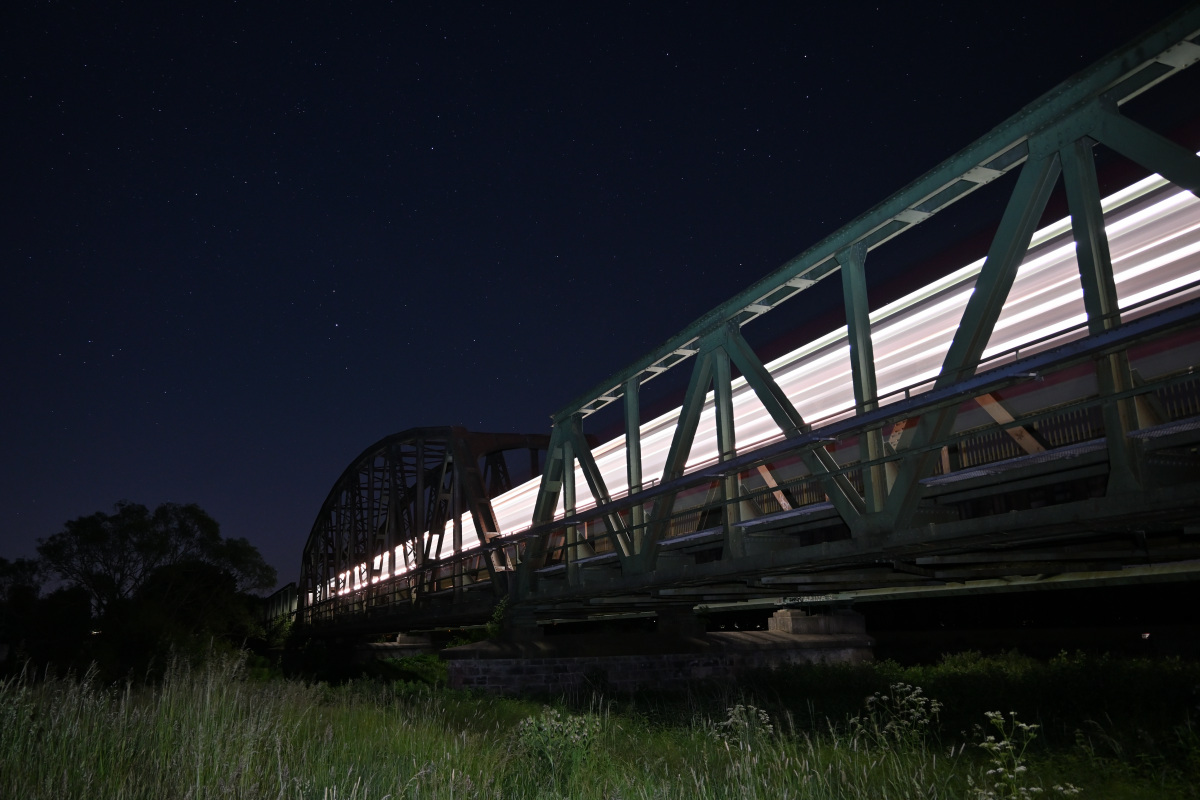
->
<box><xmin>969</xmin><ymin>711</ymin><xmax>1080</xmax><ymax>799</ymax></box>
<box><xmin>849</xmin><ymin>683</ymin><xmax>942</xmax><ymax>750</ymax></box>
<box><xmin>709</xmin><ymin>703</ymin><xmax>775</xmax><ymax>750</ymax></box>
<box><xmin>515</xmin><ymin>706</ymin><xmax>600</xmax><ymax>777</ymax></box>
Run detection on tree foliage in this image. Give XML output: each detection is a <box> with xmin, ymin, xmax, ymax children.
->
<box><xmin>0</xmin><ymin>557</ymin><xmax>41</xmax><ymax>605</ymax></box>
<box><xmin>37</xmin><ymin>501</ymin><xmax>276</xmax><ymax>616</ymax></box>
<box><xmin>5</xmin><ymin>502</ymin><xmax>280</xmax><ymax>678</ymax></box>
<box><xmin>0</xmin><ymin>557</ymin><xmax>92</xmax><ymax>674</ymax></box>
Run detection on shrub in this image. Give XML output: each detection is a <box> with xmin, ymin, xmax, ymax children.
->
<box><xmin>970</xmin><ymin>710</ymin><xmax>1080</xmax><ymax>799</ymax></box>
<box><xmin>708</xmin><ymin>703</ymin><xmax>775</xmax><ymax>751</ymax></box>
<box><xmin>849</xmin><ymin>682</ymin><xmax>942</xmax><ymax>751</ymax></box>
<box><xmin>514</xmin><ymin>705</ymin><xmax>601</xmax><ymax>790</ymax></box>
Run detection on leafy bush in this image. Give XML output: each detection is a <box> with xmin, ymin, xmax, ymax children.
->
<box><xmin>2</xmin><ymin>650</ymin><xmax>1197</xmax><ymax>799</ymax></box>
<box><xmin>514</xmin><ymin>705</ymin><xmax>601</xmax><ymax>790</ymax></box>
<box><xmin>378</xmin><ymin>653</ymin><xmax>448</xmax><ymax>687</ymax></box>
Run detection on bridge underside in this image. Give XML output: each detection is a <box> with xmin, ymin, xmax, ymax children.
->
<box><xmin>297</xmin><ymin>8</ymin><xmax>1200</xmax><ymax>637</ymax></box>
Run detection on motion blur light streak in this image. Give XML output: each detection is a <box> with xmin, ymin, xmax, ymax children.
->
<box><xmin>357</xmin><ymin>168</ymin><xmax>1200</xmax><ymax>587</ymax></box>
<box><xmin>492</xmin><ymin>174</ymin><xmax>1200</xmax><ymax>533</ymax></box>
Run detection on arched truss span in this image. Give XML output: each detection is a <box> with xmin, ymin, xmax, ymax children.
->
<box><xmin>299</xmin><ymin>427</ymin><xmax>550</xmax><ymax>626</ymax></box>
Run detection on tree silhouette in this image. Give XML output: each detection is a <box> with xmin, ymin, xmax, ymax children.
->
<box><xmin>37</xmin><ymin>501</ymin><xmax>276</xmax><ymax>617</ymax></box>
<box><xmin>22</xmin><ymin>502</ymin><xmax>278</xmax><ymax>678</ymax></box>
<box><xmin>0</xmin><ymin>556</ymin><xmax>93</xmax><ymax>674</ymax></box>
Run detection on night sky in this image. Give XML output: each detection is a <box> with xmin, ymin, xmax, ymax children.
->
<box><xmin>3</xmin><ymin>2</ymin><xmax>1192</xmax><ymax>589</ymax></box>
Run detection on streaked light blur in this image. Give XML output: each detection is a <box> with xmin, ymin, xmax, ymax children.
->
<box><xmin>340</xmin><ymin>167</ymin><xmax>1200</xmax><ymax>592</ymax></box>
<box><xmin>487</xmin><ymin>171</ymin><xmax>1200</xmax><ymax>539</ymax></box>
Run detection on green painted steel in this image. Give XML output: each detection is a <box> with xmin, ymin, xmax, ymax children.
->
<box><xmin>528</xmin><ymin>6</ymin><xmax>1200</xmax><ymax>560</ymax></box>
<box><xmin>299</xmin><ymin>9</ymin><xmax>1200</xmax><ymax>633</ymax></box>
<box><xmin>551</xmin><ymin>7</ymin><xmax>1200</xmax><ymax>425</ymax></box>
<box><xmin>507</xmin><ymin>6</ymin><xmax>1200</xmax><ymax>617</ymax></box>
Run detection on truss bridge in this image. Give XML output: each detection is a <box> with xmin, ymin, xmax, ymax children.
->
<box><xmin>297</xmin><ymin>8</ymin><xmax>1200</xmax><ymax>636</ymax></box>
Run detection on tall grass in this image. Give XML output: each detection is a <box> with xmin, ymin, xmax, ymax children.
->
<box><xmin>1</xmin><ymin>652</ymin><xmax>1196</xmax><ymax>799</ymax></box>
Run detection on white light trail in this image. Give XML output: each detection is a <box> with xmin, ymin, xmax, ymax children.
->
<box><xmin>483</xmin><ymin>174</ymin><xmax>1200</xmax><ymax>538</ymax></box>
<box><xmin>323</xmin><ymin>168</ymin><xmax>1199</xmax><ymax>596</ymax></box>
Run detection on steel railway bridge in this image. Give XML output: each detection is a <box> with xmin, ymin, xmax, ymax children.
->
<box><xmin>292</xmin><ymin>8</ymin><xmax>1200</xmax><ymax>638</ymax></box>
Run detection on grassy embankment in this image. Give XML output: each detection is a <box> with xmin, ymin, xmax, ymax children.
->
<box><xmin>2</xmin><ymin>650</ymin><xmax>1198</xmax><ymax>799</ymax></box>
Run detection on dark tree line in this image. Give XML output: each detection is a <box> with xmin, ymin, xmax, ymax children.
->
<box><xmin>1</xmin><ymin>502</ymin><xmax>277</xmax><ymax>680</ymax></box>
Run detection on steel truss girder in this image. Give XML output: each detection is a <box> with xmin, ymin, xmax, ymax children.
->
<box><xmin>513</xmin><ymin>296</ymin><xmax>1200</xmax><ymax>609</ymax></box>
<box><xmin>514</xmin><ymin>7</ymin><xmax>1200</xmax><ymax>597</ymax></box>
<box><xmin>301</xmin><ymin>11</ymin><xmax>1200</xmax><ymax>629</ymax></box>
<box><xmin>548</xmin><ymin>7</ymin><xmax>1200</xmax><ymax>426</ymax></box>
<box><xmin>298</xmin><ymin>427</ymin><xmax>550</xmax><ymax>623</ymax></box>
<box><xmin>881</xmin><ymin>148</ymin><xmax>1064</xmax><ymax>527</ymax></box>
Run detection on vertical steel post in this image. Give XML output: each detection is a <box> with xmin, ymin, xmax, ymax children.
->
<box><xmin>712</xmin><ymin>341</ymin><xmax>744</xmax><ymax>558</ymax></box>
<box><xmin>624</xmin><ymin>375</ymin><xmax>645</xmax><ymax>554</ymax></box>
<box><xmin>564</xmin><ymin>415</ymin><xmax>625</xmax><ymax>557</ymax></box>
<box><xmin>1061</xmin><ymin>136</ymin><xmax>1142</xmax><ymax>493</ymax></box>
<box><xmin>839</xmin><ymin>241</ymin><xmax>886</xmax><ymax>513</ymax></box>
<box><xmin>334</xmin><ymin>506</ymin><xmax>344</xmax><ymax>597</ymax></box>
<box><xmin>366</xmin><ymin>460</ymin><xmax>376</xmax><ymax>584</ymax></box>
<box><xmin>386</xmin><ymin>448</ymin><xmax>399</xmax><ymax>580</ymax></box>
<box><xmin>452</xmin><ymin>457</ymin><xmax>464</xmax><ymax>593</ymax></box>
<box><xmin>720</xmin><ymin>324</ymin><xmax>865</xmax><ymax>529</ymax></box>
<box><xmin>563</xmin><ymin>433</ymin><xmax>579</xmax><ymax>585</ymax></box>
<box><xmin>415</xmin><ymin>437</ymin><xmax>426</xmax><ymax>554</ymax></box>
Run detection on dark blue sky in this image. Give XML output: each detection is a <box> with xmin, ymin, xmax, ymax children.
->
<box><xmin>2</xmin><ymin>1</ymin><xmax>1191</xmax><ymax>587</ymax></box>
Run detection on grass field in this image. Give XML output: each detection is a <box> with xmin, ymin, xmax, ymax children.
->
<box><xmin>2</xmin><ymin>650</ymin><xmax>1197</xmax><ymax>799</ymax></box>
